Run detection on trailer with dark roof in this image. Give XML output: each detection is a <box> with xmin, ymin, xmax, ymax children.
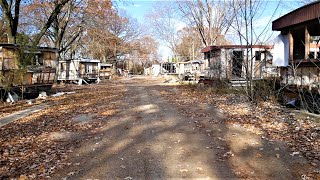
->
<box><xmin>0</xmin><ymin>44</ymin><xmax>58</xmax><ymax>99</ymax></box>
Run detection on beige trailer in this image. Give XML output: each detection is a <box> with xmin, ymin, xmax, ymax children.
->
<box><xmin>0</xmin><ymin>44</ymin><xmax>58</xmax><ymax>98</ymax></box>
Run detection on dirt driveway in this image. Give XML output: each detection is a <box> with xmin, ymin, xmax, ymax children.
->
<box><xmin>51</xmin><ymin>76</ymin><xmax>314</xmax><ymax>179</ymax></box>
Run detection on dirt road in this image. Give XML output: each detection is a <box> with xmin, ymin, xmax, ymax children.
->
<box><xmin>52</xmin><ymin>77</ymin><xmax>312</xmax><ymax>179</ymax></box>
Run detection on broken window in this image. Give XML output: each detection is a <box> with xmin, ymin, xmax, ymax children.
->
<box><xmin>309</xmin><ymin>35</ymin><xmax>320</xmax><ymax>59</ymax></box>
<box><xmin>292</xmin><ymin>27</ymin><xmax>305</xmax><ymax>60</ymax></box>
<box><xmin>305</xmin><ymin>22</ymin><xmax>320</xmax><ymax>60</ymax></box>
<box><xmin>35</xmin><ymin>54</ymin><xmax>44</xmax><ymax>65</ymax></box>
<box><xmin>232</xmin><ymin>51</ymin><xmax>244</xmax><ymax>77</ymax></box>
<box><xmin>85</xmin><ymin>64</ymin><xmax>93</xmax><ymax>73</ymax></box>
<box><xmin>162</xmin><ymin>63</ymin><xmax>176</xmax><ymax>73</ymax></box>
<box><xmin>60</xmin><ymin>63</ymin><xmax>65</xmax><ymax>70</ymax></box>
<box><xmin>255</xmin><ymin>51</ymin><xmax>262</xmax><ymax>61</ymax></box>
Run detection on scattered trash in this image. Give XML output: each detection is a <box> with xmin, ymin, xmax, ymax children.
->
<box><xmin>124</xmin><ymin>177</ymin><xmax>133</xmax><ymax>180</ymax></box>
<box><xmin>38</xmin><ymin>91</ymin><xmax>47</xmax><ymax>99</ymax></box>
<box><xmin>19</xmin><ymin>174</ymin><xmax>28</xmax><ymax>180</ymax></box>
<box><xmin>216</xmin><ymin>146</ymin><xmax>225</xmax><ymax>150</ymax></box>
<box><xmin>67</xmin><ymin>171</ymin><xmax>76</xmax><ymax>176</ymax></box>
<box><xmin>180</xmin><ymin>169</ymin><xmax>188</xmax><ymax>173</ymax></box>
<box><xmin>27</xmin><ymin>99</ymin><xmax>35</xmax><ymax>105</ymax></box>
<box><xmin>196</xmin><ymin>167</ymin><xmax>204</xmax><ymax>174</ymax></box>
<box><xmin>223</xmin><ymin>151</ymin><xmax>234</xmax><ymax>158</ymax></box>
<box><xmin>286</xmin><ymin>99</ymin><xmax>300</xmax><ymax>108</ymax></box>
<box><xmin>290</xmin><ymin>151</ymin><xmax>300</xmax><ymax>156</ymax></box>
<box><xmin>255</xmin><ymin>153</ymin><xmax>263</xmax><ymax>158</ymax></box>
<box><xmin>6</xmin><ymin>92</ymin><xmax>19</xmax><ymax>103</ymax></box>
<box><xmin>120</xmin><ymin>165</ymin><xmax>126</xmax><ymax>169</ymax></box>
<box><xmin>51</xmin><ymin>92</ymin><xmax>76</xmax><ymax>97</ymax></box>
<box><xmin>301</xmin><ymin>174</ymin><xmax>310</xmax><ymax>180</ymax></box>
<box><xmin>310</xmin><ymin>162</ymin><xmax>317</xmax><ymax>167</ymax></box>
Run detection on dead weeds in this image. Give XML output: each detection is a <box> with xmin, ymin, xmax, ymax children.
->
<box><xmin>160</xmin><ymin>84</ymin><xmax>319</xmax><ymax>178</ymax></box>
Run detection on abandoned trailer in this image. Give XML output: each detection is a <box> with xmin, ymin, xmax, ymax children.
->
<box><xmin>177</xmin><ymin>60</ymin><xmax>206</xmax><ymax>80</ymax></box>
<box><xmin>272</xmin><ymin>1</ymin><xmax>320</xmax><ymax>112</ymax></box>
<box><xmin>156</xmin><ymin>60</ymin><xmax>207</xmax><ymax>81</ymax></box>
<box><xmin>99</xmin><ymin>63</ymin><xmax>113</xmax><ymax>79</ymax></box>
<box><xmin>0</xmin><ymin>44</ymin><xmax>58</xmax><ymax>99</ymax></box>
<box><xmin>201</xmin><ymin>45</ymin><xmax>275</xmax><ymax>81</ymax></box>
<box><xmin>58</xmin><ymin>58</ymin><xmax>101</xmax><ymax>83</ymax></box>
<box><xmin>272</xmin><ymin>1</ymin><xmax>320</xmax><ymax>89</ymax></box>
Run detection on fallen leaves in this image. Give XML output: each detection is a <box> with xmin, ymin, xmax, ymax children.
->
<box><xmin>0</xmin><ymin>81</ymin><xmax>126</xmax><ymax>179</ymax></box>
<box><xmin>160</xmin><ymin>84</ymin><xmax>320</xmax><ymax>178</ymax></box>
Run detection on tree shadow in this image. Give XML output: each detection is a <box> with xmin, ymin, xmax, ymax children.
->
<box><xmin>52</xmin><ymin>81</ymin><xmax>238</xmax><ymax>179</ymax></box>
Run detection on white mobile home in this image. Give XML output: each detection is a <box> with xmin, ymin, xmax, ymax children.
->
<box><xmin>201</xmin><ymin>45</ymin><xmax>275</xmax><ymax>80</ymax></box>
<box><xmin>58</xmin><ymin>59</ymin><xmax>100</xmax><ymax>82</ymax></box>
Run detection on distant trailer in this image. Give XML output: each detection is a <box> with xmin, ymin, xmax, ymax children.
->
<box><xmin>0</xmin><ymin>44</ymin><xmax>58</xmax><ymax>99</ymax></box>
<box><xmin>99</xmin><ymin>63</ymin><xmax>113</xmax><ymax>79</ymax></box>
<box><xmin>58</xmin><ymin>58</ymin><xmax>100</xmax><ymax>83</ymax></box>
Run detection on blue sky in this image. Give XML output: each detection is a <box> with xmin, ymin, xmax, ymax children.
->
<box><xmin>118</xmin><ymin>0</ymin><xmax>304</xmax><ymax>59</ymax></box>
<box><xmin>120</xmin><ymin>0</ymin><xmax>302</xmax><ymax>22</ymax></box>
<box><xmin>118</xmin><ymin>0</ymin><xmax>154</xmax><ymax>22</ymax></box>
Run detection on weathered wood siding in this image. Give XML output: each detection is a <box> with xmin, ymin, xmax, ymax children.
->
<box><xmin>0</xmin><ymin>47</ymin><xmax>58</xmax><ymax>88</ymax></box>
<box><xmin>281</xmin><ymin>66</ymin><xmax>320</xmax><ymax>88</ymax></box>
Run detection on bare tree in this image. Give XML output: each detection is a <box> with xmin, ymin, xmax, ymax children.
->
<box><xmin>230</xmin><ymin>0</ymin><xmax>281</xmax><ymax>101</ymax></box>
<box><xmin>0</xmin><ymin>0</ymin><xmax>21</xmax><ymax>43</ymax></box>
<box><xmin>146</xmin><ymin>2</ymin><xmax>180</xmax><ymax>56</ymax></box>
<box><xmin>175</xmin><ymin>27</ymin><xmax>203</xmax><ymax>61</ymax></box>
<box><xmin>177</xmin><ymin>0</ymin><xmax>237</xmax><ymax>47</ymax></box>
<box><xmin>78</xmin><ymin>3</ymin><xmax>142</xmax><ymax>63</ymax></box>
<box><xmin>21</xmin><ymin>0</ymin><xmax>85</xmax><ymax>59</ymax></box>
<box><xmin>0</xmin><ymin>0</ymin><xmax>70</xmax><ymax>44</ymax></box>
<box><xmin>126</xmin><ymin>36</ymin><xmax>160</xmax><ymax>74</ymax></box>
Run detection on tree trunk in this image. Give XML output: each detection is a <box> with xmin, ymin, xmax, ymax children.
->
<box><xmin>32</xmin><ymin>0</ymin><xmax>70</xmax><ymax>46</ymax></box>
<box><xmin>0</xmin><ymin>0</ymin><xmax>21</xmax><ymax>43</ymax></box>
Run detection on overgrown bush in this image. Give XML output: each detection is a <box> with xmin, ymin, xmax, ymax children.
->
<box><xmin>252</xmin><ymin>79</ymin><xmax>277</xmax><ymax>102</ymax></box>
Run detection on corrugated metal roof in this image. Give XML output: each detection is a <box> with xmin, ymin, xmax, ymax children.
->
<box><xmin>272</xmin><ymin>1</ymin><xmax>320</xmax><ymax>31</ymax></box>
<box><xmin>201</xmin><ymin>45</ymin><xmax>273</xmax><ymax>53</ymax></box>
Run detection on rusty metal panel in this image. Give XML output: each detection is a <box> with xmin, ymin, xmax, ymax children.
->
<box><xmin>272</xmin><ymin>2</ymin><xmax>320</xmax><ymax>30</ymax></box>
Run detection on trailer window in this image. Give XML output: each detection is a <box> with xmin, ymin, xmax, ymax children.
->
<box><xmin>35</xmin><ymin>54</ymin><xmax>44</xmax><ymax>65</ymax></box>
<box><xmin>255</xmin><ymin>51</ymin><xmax>262</xmax><ymax>61</ymax></box>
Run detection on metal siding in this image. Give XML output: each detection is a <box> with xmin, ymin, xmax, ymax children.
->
<box><xmin>272</xmin><ymin>2</ymin><xmax>320</xmax><ymax>30</ymax></box>
<box><xmin>201</xmin><ymin>45</ymin><xmax>273</xmax><ymax>53</ymax></box>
